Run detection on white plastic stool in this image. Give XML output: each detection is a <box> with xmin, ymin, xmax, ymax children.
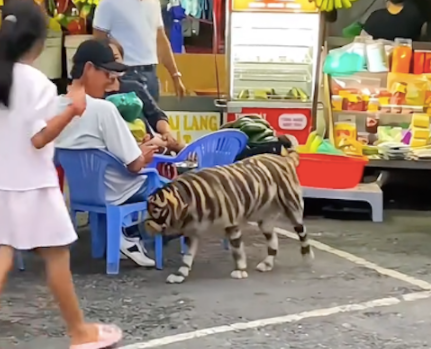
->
<box><xmin>302</xmin><ymin>183</ymin><xmax>383</xmax><ymax>222</ymax></box>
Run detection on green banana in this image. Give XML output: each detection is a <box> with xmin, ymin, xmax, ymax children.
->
<box><xmin>238</xmin><ymin>90</ymin><xmax>250</xmax><ymax>100</ymax></box>
<box><xmin>320</xmin><ymin>0</ymin><xmax>328</xmax><ymax>11</ymax></box>
<box><xmin>304</xmin><ymin>131</ymin><xmax>317</xmax><ymax>152</ymax></box>
<box><xmin>341</xmin><ymin>0</ymin><xmax>352</xmax><ymax>8</ymax></box>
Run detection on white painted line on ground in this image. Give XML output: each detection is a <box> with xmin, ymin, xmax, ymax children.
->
<box><xmin>271</xmin><ymin>226</ymin><xmax>431</xmax><ymax>291</ymax></box>
<box><xmin>119</xmin><ymin>290</ymin><xmax>431</xmax><ymax>349</ymax></box>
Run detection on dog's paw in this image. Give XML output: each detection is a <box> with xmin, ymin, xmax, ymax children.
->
<box><xmin>166</xmin><ymin>274</ymin><xmax>185</xmax><ymax>284</ymax></box>
<box><xmin>256</xmin><ymin>260</ymin><xmax>273</xmax><ymax>272</ymax></box>
<box><xmin>230</xmin><ymin>270</ymin><xmax>248</xmax><ymax>279</ymax></box>
<box><xmin>302</xmin><ymin>248</ymin><xmax>315</xmax><ymax>265</ymax></box>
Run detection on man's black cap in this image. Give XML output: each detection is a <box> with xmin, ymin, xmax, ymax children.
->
<box><xmin>72</xmin><ymin>39</ymin><xmax>128</xmax><ymax>73</ymax></box>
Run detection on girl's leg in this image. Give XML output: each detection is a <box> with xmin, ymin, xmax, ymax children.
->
<box><xmin>37</xmin><ymin>246</ymin><xmax>99</xmax><ymax>345</ymax></box>
<box><xmin>0</xmin><ymin>245</ymin><xmax>14</xmax><ymax>294</ymax></box>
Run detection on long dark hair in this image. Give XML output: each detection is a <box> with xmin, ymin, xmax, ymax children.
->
<box><xmin>0</xmin><ymin>0</ymin><xmax>47</xmax><ymax>107</ymax></box>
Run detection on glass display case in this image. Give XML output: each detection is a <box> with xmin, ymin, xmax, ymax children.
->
<box><xmin>223</xmin><ymin>0</ymin><xmax>323</xmax><ymax>145</ymax></box>
<box><xmin>229</xmin><ymin>11</ymin><xmax>321</xmax><ymax>103</ymax></box>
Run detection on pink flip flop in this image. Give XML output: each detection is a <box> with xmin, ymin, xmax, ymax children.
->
<box><xmin>70</xmin><ymin>324</ymin><xmax>123</xmax><ymax>349</ymax></box>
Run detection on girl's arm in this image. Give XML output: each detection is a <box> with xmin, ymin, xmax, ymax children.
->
<box><xmin>31</xmin><ymin>105</ymin><xmax>77</xmax><ymax>149</ymax></box>
<box><xmin>31</xmin><ymin>82</ymin><xmax>86</xmax><ymax>149</ymax></box>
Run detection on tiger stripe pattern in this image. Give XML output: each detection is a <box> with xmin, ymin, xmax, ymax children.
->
<box><xmin>143</xmin><ymin>149</ymin><xmax>313</xmax><ymax>284</ymax></box>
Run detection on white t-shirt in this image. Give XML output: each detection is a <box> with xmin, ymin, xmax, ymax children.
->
<box><xmin>93</xmin><ymin>0</ymin><xmax>164</xmax><ymax>66</ymax></box>
<box><xmin>55</xmin><ymin>95</ymin><xmax>145</xmax><ymax>205</ymax></box>
<box><xmin>0</xmin><ymin>63</ymin><xmax>59</xmax><ymax>191</ymax></box>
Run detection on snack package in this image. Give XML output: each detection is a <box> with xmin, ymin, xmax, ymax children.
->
<box><xmin>127</xmin><ymin>119</ymin><xmax>147</xmax><ymax>143</ymax></box>
<box><xmin>334</xmin><ymin>122</ymin><xmax>357</xmax><ymax>148</ymax></box>
<box><xmin>387</xmin><ymin>73</ymin><xmax>428</xmax><ymax>106</ymax></box>
<box><xmin>377</xmin><ymin>126</ymin><xmax>403</xmax><ymax>143</ymax></box>
<box><xmin>344</xmin><ymin>94</ymin><xmax>365</xmax><ymax>111</ymax></box>
<box><xmin>421</xmin><ymin>74</ymin><xmax>431</xmax><ymax>114</ymax></box>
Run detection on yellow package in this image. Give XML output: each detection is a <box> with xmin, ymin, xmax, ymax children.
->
<box><xmin>334</xmin><ymin>122</ymin><xmax>357</xmax><ymax>148</ymax></box>
<box><xmin>411</xmin><ymin>113</ymin><xmax>430</xmax><ymax>129</ymax></box>
<box><xmin>410</xmin><ymin>138</ymin><xmax>428</xmax><ymax>147</ymax></box>
<box><xmin>127</xmin><ymin>119</ymin><xmax>147</xmax><ymax>143</ymax></box>
<box><xmin>422</xmin><ymin>74</ymin><xmax>431</xmax><ymax>109</ymax></box>
<box><xmin>387</xmin><ymin>72</ymin><xmax>428</xmax><ymax>106</ymax></box>
<box><xmin>411</xmin><ymin>128</ymin><xmax>430</xmax><ymax>140</ymax></box>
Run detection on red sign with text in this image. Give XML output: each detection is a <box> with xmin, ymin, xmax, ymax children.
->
<box><xmin>226</xmin><ymin>108</ymin><xmax>312</xmax><ymax>145</ymax></box>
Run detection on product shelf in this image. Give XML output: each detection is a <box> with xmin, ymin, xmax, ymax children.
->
<box><xmin>326</xmin><ymin>52</ymin><xmax>431</xmax><ymax>165</ymax></box>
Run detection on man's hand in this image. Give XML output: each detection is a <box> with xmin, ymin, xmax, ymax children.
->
<box><xmin>162</xmin><ymin>132</ymin><xmax>185</xmax><ymax>153</ymax></box>
<box><xmin>172</xmin><ymin>76</ymin><xmax>186</xmax><ymax>98</ymax></box>
<box><xmin>139</xmin><ymin>143</ymin><xmax>158</xmax><ymax>165</ymax></box>
<box><xmin>144</xmin><ymin>134</ymin><xmax>168</xmax><ymax>148</ymax></box>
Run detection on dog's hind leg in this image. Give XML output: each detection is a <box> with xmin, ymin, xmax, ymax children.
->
<box><xmin>285</xmin><ymin>209</ymin><xmax>314</xmax><ymax>262</ymax></box>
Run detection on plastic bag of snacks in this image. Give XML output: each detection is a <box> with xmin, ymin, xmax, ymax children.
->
<box><xmin>366</xmin><ymin>40</ymin><xmax>390</xmax><ymax>73</ymax></box>
<box><xmin>330</xmin><ymin>75</ymin><xmax>382</xmax><ymax>112</ymax></box>
<box><xmin>323</xmin><ymin>40</ymin><xmax>366</xmax><ymax>76</ymax></box>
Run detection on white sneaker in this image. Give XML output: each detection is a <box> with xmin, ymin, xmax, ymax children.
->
<box><xmin>120</xmin><ymin>235</ymin><xmax>155</xmax><ymax>267</ymax></box>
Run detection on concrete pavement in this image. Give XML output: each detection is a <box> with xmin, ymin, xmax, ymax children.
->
<box><xmin>2</xmin><ymin>210</ymin><xmax>431</xmax><ymax>349</ymax></box>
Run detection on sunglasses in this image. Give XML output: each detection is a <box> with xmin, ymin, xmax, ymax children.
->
<box><xmin>97</xmin><ymin>66</ymin><xmax>125</xmax><ymax>78</ymax></box>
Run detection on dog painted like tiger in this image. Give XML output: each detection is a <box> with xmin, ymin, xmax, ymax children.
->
<box><xmin>143</xmin><ymin>149</ymin><xmax>313</xmax><ymax>284</ymax></box>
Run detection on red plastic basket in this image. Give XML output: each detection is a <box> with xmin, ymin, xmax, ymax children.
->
<box><xmin>297</xmin><ymin>154</ymin><xmax>368</xmax><ymax>189</ymax></box>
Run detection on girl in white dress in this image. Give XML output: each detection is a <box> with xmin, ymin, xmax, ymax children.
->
<box><xmin>0</xmin><ymin>1</ymin><xmax>122</xmax><ymax>348</ymax></box>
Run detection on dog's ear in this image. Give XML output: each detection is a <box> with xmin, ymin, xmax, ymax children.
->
<box><xmin>277</xmin><ymin>135</ymin><xmax>293</xmax><ymax>149</ymax></box>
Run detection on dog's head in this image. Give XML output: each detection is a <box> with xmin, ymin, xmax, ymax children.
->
<box><xmin>143</xmin><ymin>184</ymin><xmax>189</xmax><ymax>235</ymax></box>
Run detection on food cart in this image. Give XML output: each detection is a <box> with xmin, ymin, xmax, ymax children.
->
<box><xmin>222</xmin><ymin>0</ymin><xmax>324</xmax><ymax>145</ymax></box>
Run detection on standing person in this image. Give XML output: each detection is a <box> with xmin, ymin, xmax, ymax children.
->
<box><xmin>92</xmin><ymin>0</ymin><xmax>186</xmax><ymax>101</ymax></box>
<box><xmin>409</xmin><ymin>0</ymin><xmax>431</xmax><ymax>40</ymax></box>
<box><xmin>362</xmin><ymin>0</ymin><xmax>425</xmax><ymax>41</ymax></box>
<box><xmin>0</xmin><ymin>1</ymin><xmax>122</xmax><ymax>348</ymax></box>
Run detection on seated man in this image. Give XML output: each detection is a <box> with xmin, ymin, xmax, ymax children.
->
<box><xmin>56</xmin><ymin>39</ymin><xmax>158</xmax><ymax>267</ymax></box>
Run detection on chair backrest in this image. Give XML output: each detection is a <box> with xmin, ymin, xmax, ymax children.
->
<box><xmin>56</xmin><ymin>148</ymin><xmax>136</xmax><ymax>207</ymax></box>
<box><xmin>179</xmin><ymin>129</ymin><xmax>248</xmax><ymax>168</ymax></box>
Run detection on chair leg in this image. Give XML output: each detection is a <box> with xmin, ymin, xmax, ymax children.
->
<box><xmin>15</xmin><ymin>251</ymin><xmax>25</xmax><ymax>271</ymax></box>
<box><xmin>106</xmin><ymin>210</ymin><xmax>122</xmax><ymax>275</ymax></box>
<box><xmin>89</xmin><ymin>213</ymin><xmax>106</xmax><ymax>259</ymax></box>
<box><xmin>155</xmin><ymin>234</ymin><xmax>163</xmax><ymax>270</ymax></box>
<box><xmin>180</xmin><ymin>236</ymin><xmax>187</xmax><ymax>255</ymax></box>
<box><xmin>70</xmin><ymin>210</ymin><xmax>78</xmax><ymax>230</ymax></box>
<box><xmin>222</xmin><ymin>238</ymin><xmax>230</xmax><ymax>250</ymax></box>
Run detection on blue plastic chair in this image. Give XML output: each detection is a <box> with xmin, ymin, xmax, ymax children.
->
<box><xmin>56</xmin><ymin>148</ymin><xmax>165</xmax><ymax>275</ymax></box>
<box><xmin>149</xmin><ymin>129</ymin><xmax>248</xmax><ymax>252</ymax></box>
<box><xmin>14</xmin><ymin>252</ymin><xmax>24</xmax><ymax>271</ymax></box>
<box><xmin>148</xmin><ymin>129</ymin><xmax>248</xmax><ymax>169</ymax></box>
